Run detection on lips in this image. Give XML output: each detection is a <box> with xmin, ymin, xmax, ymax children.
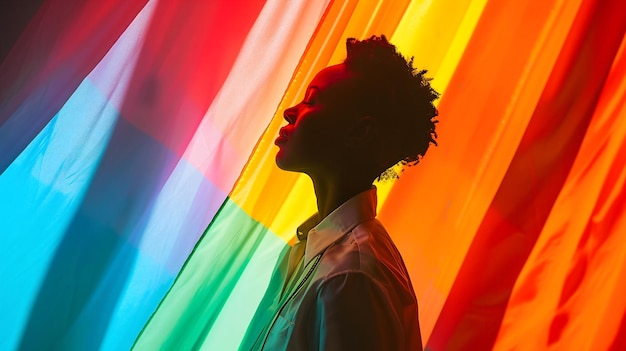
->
<box><xmin>275</xmin><ymin>127</ymin><xmax>290</xmax><ymax>145</ymax></box>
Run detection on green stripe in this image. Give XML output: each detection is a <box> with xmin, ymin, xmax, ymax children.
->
<box><xmin>133</xmin><ymin>198</ymin><xmax>289</xmax><ymax>350</ymax></box>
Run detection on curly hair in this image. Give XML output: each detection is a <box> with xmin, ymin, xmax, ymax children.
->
<box><xmin>343</xmin><ymin>35</ymin><xmax>439</xmax><ymax>179</ymax></box>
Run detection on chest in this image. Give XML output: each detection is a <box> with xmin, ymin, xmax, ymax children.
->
<box><xmin>261</xmin><ymin>252</ymin><xmax>339</xmax><ymax>350</ymax></box>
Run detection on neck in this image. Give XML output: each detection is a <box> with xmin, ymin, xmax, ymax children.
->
<box><xmin>309</xmin><ymin>173</ymin><xmax>373</xmax><ymax>219</ymax></box>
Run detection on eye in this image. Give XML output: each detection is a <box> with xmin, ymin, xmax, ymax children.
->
<box><xmin>302</xmin><ymin>94</ymin><xmax>317</xmax><ymax>106</ymax></box>
<box><xmin>302</xmin><ymin>87</ymin><xmax>319</xmax><ymax>106</ymax></box>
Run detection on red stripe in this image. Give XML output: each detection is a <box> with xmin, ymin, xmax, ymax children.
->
<box><xmin>117</xmin><ymin>0</ymin><xmax>266</xmax><ymax>155</ymax></box>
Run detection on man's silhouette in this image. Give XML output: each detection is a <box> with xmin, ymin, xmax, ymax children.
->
<box><xmin>249</xmin><ymin>35</ymin><xmax>439</xmax><ymax>351</ymax></box>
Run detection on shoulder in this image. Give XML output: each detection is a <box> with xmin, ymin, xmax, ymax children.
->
<box><xmin>314</xmin><ymin>219</ymin><xmax>415</xmax><ymax>297</ymax></box>
<box><xmin>325</xmin><ymin>218</ymin><xmax>407</xmax><ymax>275</ymax></box>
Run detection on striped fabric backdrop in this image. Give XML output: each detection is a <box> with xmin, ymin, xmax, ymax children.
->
<box><xmin>1</xmin><ymin>0</ymin><xmax>625</xmax><ymax>350</ymax></box>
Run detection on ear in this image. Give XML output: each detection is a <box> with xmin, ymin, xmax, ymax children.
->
<box><xmin>345</xmin><ymin>115</ymin><xmax>374</xmax><ymax>148</ymax></box>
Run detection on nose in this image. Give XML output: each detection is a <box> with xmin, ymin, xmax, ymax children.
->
<box><xmin>284</xmin><ymin>105</ymin><xmax>297</xmax><ymax>124</ymax></box>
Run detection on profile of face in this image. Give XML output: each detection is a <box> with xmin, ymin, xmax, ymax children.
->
<box><xmin>275</xmin><ymin>64</ymin><xmax>368</xmax><ymax>176</ymax></box>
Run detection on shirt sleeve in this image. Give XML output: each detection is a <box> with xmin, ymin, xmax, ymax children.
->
<box><xmin>309</xmin><ymin>272</ymin><xmax>414</xmax><ymax>351</ymax></box>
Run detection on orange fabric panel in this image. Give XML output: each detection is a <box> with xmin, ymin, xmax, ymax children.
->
<box><xmin>379</xmin><ymin>0</ymin><xmax>583</xmax><ymax>341</ymax></box>
<box><xmin>425</xmin><ymin>0</ymin><xmax>626</xmax><ymax>349</ymax></box>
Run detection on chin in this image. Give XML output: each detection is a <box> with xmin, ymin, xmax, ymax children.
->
<box><xmin>275</xmin><ymin>159</ymin><xmax>296</xmax><ymax>172</ymax></box>
<box><xmin>275</xmin><ymin>151</ymin><xmax>293</xmax><ymax>171</ymax></box>
<box><xmin>275</xmin><ymin>154</ymin><xmax>305</xmax><ymax>173</ymax></box>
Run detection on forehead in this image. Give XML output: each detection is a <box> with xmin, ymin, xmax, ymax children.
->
<box><xmin>309</xmin><ymin>63</ymin><xmax>360</xmax><ymax>93</ymax></box>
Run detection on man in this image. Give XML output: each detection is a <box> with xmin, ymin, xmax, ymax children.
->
<box><xmin>246</xmin><ymin>35</ymin><xmax>439</xmax><ymax>351</ymax></box>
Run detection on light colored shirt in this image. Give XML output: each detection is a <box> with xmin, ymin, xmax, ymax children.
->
<box><xmin>248</xmin><ymin>187</ymin><xmax>422</xmax><ymax>351</ymax></box>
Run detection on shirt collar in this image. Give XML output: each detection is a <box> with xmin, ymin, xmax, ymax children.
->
<box><xmin>296</xmin><ymin>187</ymin><xmax>378</xmax><ymax>265</ymax></box>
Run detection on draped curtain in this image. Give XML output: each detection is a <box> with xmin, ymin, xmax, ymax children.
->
<box><xmin>1</xmin><ymin>0</ymin><xmax>625</xmax><ymax>350</ymax></box>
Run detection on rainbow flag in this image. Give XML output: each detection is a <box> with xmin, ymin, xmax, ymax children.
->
<box><xmin>1</xmin><ymin>0</ymin><xmax>625</xmax><ymax>350</ymax></box>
